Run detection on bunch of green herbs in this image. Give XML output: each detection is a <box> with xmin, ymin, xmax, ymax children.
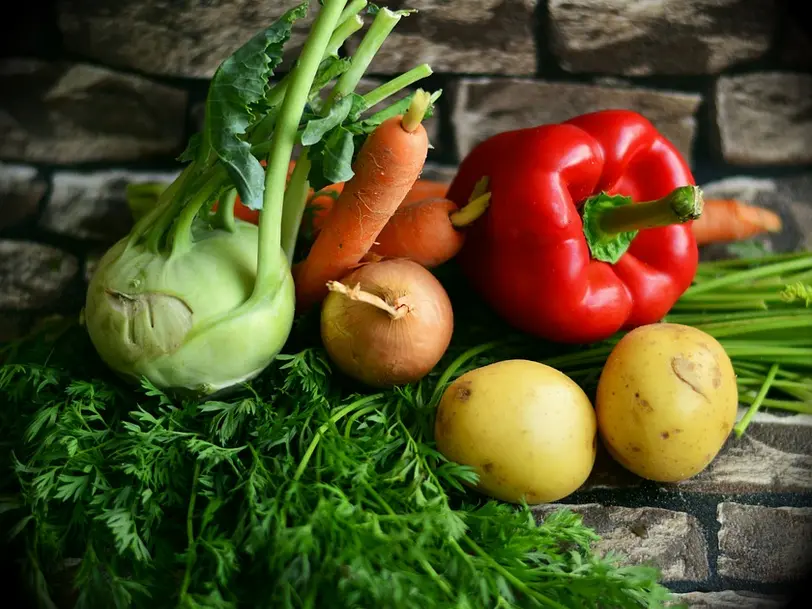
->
<box><xmin>1</xmin><ymin>299</ymin><xmax>673</xmax><ymax>609</ymax></box>
<box><xmin>3</xmin><ymin>246</ymin><xmax>810</xmax><ymax>608</ymax></box>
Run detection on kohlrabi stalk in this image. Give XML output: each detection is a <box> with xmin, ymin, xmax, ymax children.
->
<box><xmin>251</xmin><ymin>0</ymin><xmax>349</xmax><ymax>303</ymax></box>
<box><xmin>360</xmin><ymin>63</ymin><xmax>433</xmax><ymax>108</ymax></box>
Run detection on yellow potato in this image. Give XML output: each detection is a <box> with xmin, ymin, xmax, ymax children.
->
<box><xmin>434</xmin><ymin>359</ymin><xmax>597</xmax><ymax>505</ymax></box>
<box><xmin>595</xmin><ymin>323</ymin><xmax>738</xmax><ymax>483</ymax></box>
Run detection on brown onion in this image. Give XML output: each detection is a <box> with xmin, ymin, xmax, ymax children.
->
<box><xmin>320</xmin><ymin>258</ymin><xmax>454</xmax><ymax>388</ymax></box>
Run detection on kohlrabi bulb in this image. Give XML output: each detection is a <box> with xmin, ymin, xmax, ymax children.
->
<box><xmin>84</xmin><ymin>222</ymin><xmax>295</xmax><ymax>395</ymax></box>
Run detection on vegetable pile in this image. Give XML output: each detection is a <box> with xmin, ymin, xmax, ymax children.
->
<box><xmin>84</xmin><ymin>0</ymin><xmax>438</xmax><ymax>396</ymax></box>
<box><xmin>2</xmin><ymin>1</ymin><xmax>811</xmax><ymax>608</ymax></box>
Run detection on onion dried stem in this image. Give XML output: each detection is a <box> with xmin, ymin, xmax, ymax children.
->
<box><xmin>326</xmin><ymin>280</ymin><xmax>409</xmax><ymax>320</ymax></box>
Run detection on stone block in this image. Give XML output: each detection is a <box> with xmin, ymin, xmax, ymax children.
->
<box><xmin>0</xmin><ymin>163</ymin><xmax>46</xmax><ymax>231</ymax></box>
<box><xmin>451</xmin><ymin>78</ymin><xmax>701</xmax><ymax>165</ymax></box>
<box><xmin>715</xmin><ymin>73</ymin><xmax>812</xmax><ymax>166</ymax></box>
<box><xmin>0</xmin><ymin>240</ymin><xmax>79</xmax><ymax>311</ymax></box>
<box><xmin>346</xmin><ymin>0</ymin><xmax>536</xmax><ymax>75</ymax></box>
<box><xmin>0</xmin><ymin>59</ymin><xmax>187</xmax><ymax>164</ymax></box>
<box><xmin>673</xmin><ymin>590</ymin><xmax>789</xmax><ymax>609</ymax></box>
<box><xmin>535</xmin><ymin>504</ymin><xmax>709</xmax><ymax>582</ymax></box>
<box><xmin>717</xmin><ymin>503</ymin><xmax>812</xmax><ymax>582</ymax></box>
<box><xmin>58</xmin><ymin>0</ymin><xmax>313</xmax><ymax>78</ymax></box>
<box><xmin>677</xmin><ymin>415</ymin><xmax>812</xmax><ymax>494</ymax></box>
<box><xmin>42</xmin><ymin>169</ymin><xmax>180</xmax><ymax>242</ymax></box>
<box><xmin>549</xmin><ymin>0</ymin><xmax>775</xmax><ymax>75</ymax></box>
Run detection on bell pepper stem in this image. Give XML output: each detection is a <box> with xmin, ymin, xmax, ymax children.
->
<box><xmin>450</xmin><ymin>193</ymin><xmax>491</xmax><ymax>228</ymax></box>
<box><xmin>583</xmin><ymin>185</ymin><xmax>703</xmax><ymax>264</ymax></box>
<box><xmin>598</xmin><ymin>185</ymin><xmax>704</xmax><ymax>235</ymax></box>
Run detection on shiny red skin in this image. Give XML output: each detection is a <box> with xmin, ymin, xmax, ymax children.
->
<box><xmin>446</xmin><ymin>110</ymin><xmax>699</xmax><ymax>344</ymax></box>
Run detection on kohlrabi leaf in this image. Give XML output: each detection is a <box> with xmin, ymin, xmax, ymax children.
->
<box><xmin>201</xmin><ymin>1</ymin><xmax>308</xmax><ymax>210</ymax></box>
<box><xmin>309</xmin><ymin>57</ymin><xmax>352</xmax><ymax>101</ymax></box>
<box><xmin>346</xmin><ymin>92</ymin><xmax>369</xmax><ymax>122</ymax></box>
<box><xmin>177</xmin><ymin>133</ymin><xmax>202</xmax><ymax>163</ymax></box>
<box><xmin>308</xmin><ymin>127</ymin><xmax>356</xmax><ymax>190</ymax></box>
<box><xmin>322</xmin><ymin>128</ymin><xmax>356</xmax><ymax>183</ymax></box>
<box><xmin>301</xmin><ymin>95</ymin><xmax>354</xmax><ymax>146</ymax></box>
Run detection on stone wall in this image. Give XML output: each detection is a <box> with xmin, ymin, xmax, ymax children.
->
<box><xmin>1</xmin><ymin>1</ymin><xmax>811</xmax><ymax>607</ymax></box>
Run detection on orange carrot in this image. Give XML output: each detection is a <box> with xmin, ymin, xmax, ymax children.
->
<box><xmin>303</xmin><ymin>183</ymin><xmax>344</xmax><ymax>233</ymax></box>
<box><xmin>293</xmin><ymin>91</ymin><xmax>432</xmax><ymax>309</ymax></box>
<box><xmin>401</xmin><ymin>179</ymin><xmax>449</xmax><ymax>205</ymax></box>
<box><xmin>692</xmin><ymin>199</ymin><xmax>783</xmax><ymax>245</ymax></box>
<box><xmin>305</xmin><ymin>178</ymin><xmax>449</xmax><ymax>235</ymax></box>
<box><xmin>365</xmin><ymin>188</ymin><xmax>490</xmax><ymax>268</ymax></box>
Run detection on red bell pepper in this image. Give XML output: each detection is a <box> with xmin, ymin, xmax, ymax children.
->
<box><xmin>445</xmin><ymin>109</ymin><xmax>703</xmax><ymax>344</ymax></box>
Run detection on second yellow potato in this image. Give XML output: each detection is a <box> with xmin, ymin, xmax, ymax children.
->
<box><xmin>595</xmin><ymin>323</ymin><xmax>738</xmax><ymax>483</ymax></box>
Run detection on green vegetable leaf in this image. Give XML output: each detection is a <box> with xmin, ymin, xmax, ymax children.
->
<box><xmin>200</xmin><ymin>2</ymin><xmax>308</xmax><ymax>210</ymax></box>
<box><xmin>308</xmin><ymin>127</ymin><xmax>356</xmax><ymax>190</ymax></box>
<box><xmin>301</xmin><ymin>95</ymin><xmax>354</xmax><ymax>146</ymax></box>
<box><xmin>309</xmin><ymin>56</ymin><xmax>353</xmax><ymax>102</ymax></box>
<box><xmin>177</xmin><ymin>133</ymin><xmax>203</xmax><ymax>163</ymax></box>
<box><xmin>781</xmin><ymin>282</ymin><xmax>812</xmax><ymax>306</ymax></box>
<box><xmin>55</xmin><ymin>474</ymin><xmax>89</xmax><ymax>502</ymax></box>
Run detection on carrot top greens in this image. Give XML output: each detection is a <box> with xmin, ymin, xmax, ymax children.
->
<box><xmin>4</xmin><ymin>247</ymin><xmax>811</xmax><ymax>607</ymax></box>
<box><xmin>0</xmin><ymin>312</ymin><xmax>674</xmax><ymax>609</ymax></box>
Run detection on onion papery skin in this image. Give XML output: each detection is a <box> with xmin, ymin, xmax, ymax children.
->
<box><xmin>320</xmin><ymin>259</ymin><xmax>454</xmax><ymax>388</ymax></box>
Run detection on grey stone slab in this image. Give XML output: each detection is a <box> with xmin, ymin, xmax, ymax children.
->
<box><xmin>0</xmin><ymin>240</ymin><xmax>79</xmax><ymax>311</ymax></box>
<box><xmin>677</xmin><ymin>419</ymin><xmax>812</xmax><ymax>494</ymax></box>
<box><xmin>535</xmin><ymin>503</ymin><xmax>709</xmax><ymax>582</ymax></box>
<box><xmin>715</xmin><ymin>73</ymin><xmax>812</xmax><ymax>166</ymax></box>
<box><xmin>0</xmin><ymin>163</ymin><xmax>46</xmax><ymax>231</ymax></box>
<box><xmin>717</xmin><ymin>503</ymin><xmax>812</xmax><ymax>582</ymax></box>
<box><xmin>451</xmin><ymin>78</ymin><xmax>701</xmax><ymax>166</ymax></box>
<box><xmin>345</xmin><ymin>0</ymin><xmax>537</xmax><ymax>76</ymax></box>
<box><xmin>58</xmin><ymin>0</ymin><xmax>314</xmax><ymax>78</ymax></box>
<box><xmin>549</xmin><ymin>0</ymin><xmax>775</xmax><ymax>75</ymax></box>
<box><xmin>42</xmin><ymin>169</ymin><xmax>180</xmax><ymax>242</ymax></box>
<box><xmin>0</xmin><ymin>59</ymin><xmax>187</xmax><ymax>164</ymax></box>
<box><xmin>673</xmin><ymin>590</ymin><xmax>790</xmax><ymax>609</ymax></box>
